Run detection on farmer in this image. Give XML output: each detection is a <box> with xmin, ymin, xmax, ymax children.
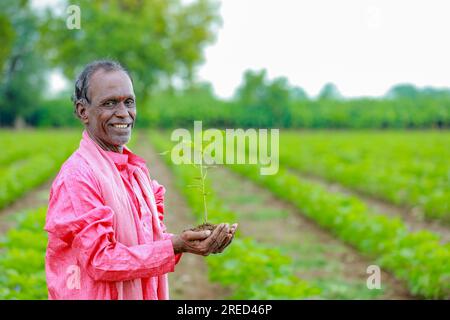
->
<box><xmin>44</xmin><ymin>60</ymin><xmax>238</xmax><ymax>300</ymax></box>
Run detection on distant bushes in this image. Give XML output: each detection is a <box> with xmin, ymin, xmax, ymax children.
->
<box><xmin>138</xmin><ymin>74</ymin><xmax>449</xmax><ymax>129</ymax></box>
<box><xmin>289</xmin><ymin>97</ymin><xmax>449</xmax><ymax>129</ymax></box>
<box><xmin>141</xmin><ymin>89</ymin><xmax>449</xmax><ymax>129</ymax></box>
<box><xmin>26</xmin><ymin>97</ymin><xmax>81</xmax><ymax>128</ymax></box>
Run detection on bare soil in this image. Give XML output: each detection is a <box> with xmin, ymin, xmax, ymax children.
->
<box><xmin>0</xmin><ymin>178</ymin><xmax>54</xmax><ymax>234</ymax></box>
<box><xmin>189</xmin><ymin>223</ymin><xmax>217</xmax><ymax>232</ymax></box>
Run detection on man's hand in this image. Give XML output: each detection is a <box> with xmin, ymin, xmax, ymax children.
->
<box><xmin>171</xmin><ymin>223</ymin><xmax>238</xmax><ymax>256</ymax></box>
<box><xmin>211</xmin><ymin>223</ymin><xmax>238</xmax><ymax>254</ymax></box>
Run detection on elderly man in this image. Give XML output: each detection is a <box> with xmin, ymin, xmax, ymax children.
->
<box><xmin>44</xmin><ymin>60</ymin><xmax>237</xmax><ymax>300</ymax></box>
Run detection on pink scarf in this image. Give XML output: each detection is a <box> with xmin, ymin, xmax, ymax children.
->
<box><xmin>78</xmin><ymin>130</ymin><xmax>168</xmax><ymax>300</ymax></box>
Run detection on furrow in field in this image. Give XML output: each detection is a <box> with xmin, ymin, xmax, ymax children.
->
<box><xmin>280</xmin><ymin>131</ymin><xmax>450</xmax><ymax>223</ymax></box>
<box><xmin>207</xmin><ymin>165</ymin><xmax>413</xmax><ymax>299</ymax></box>
<box><xmin>0</xmin><ymin>130</ymin><xmax>80</xmax><ymax>211</ymax></box>
<box><xmin>288</xmin><ymin>170</ymin><xmax>450</xmax><ymax>244</ymax></box>
<box><xmin>0</xmin><ymin>177</ymin><xmax>53</xmax><ymax>235</ymax></box>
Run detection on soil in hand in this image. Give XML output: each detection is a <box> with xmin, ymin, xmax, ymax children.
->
<box><xmin>189</xmin><ymin>222</ymin><xmax>217</xmax><ymax>233</ymax></box>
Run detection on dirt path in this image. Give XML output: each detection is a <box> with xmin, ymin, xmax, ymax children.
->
<box><xmin>291</xmin><ymin>171</ymin><xmax>450</xmax><ymax>244</ymax></box>
<box><xmin>135</xmin><ymin>133</ymin><xmax>229</xmax><ymax>300</ymax></box>
<box><xmin>208</xmin><ymin>166</ymin><xmax>414</xmax><ymax>299</ymax></box>
<box><xmin>0</xmin><ymin>178</ymin><xmax>54</xmax><ymax>234</ymax></box>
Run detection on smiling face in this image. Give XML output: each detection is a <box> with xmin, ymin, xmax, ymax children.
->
<box><xmin>76</xmin><ymin>69</ymin><xmax>136</xmax><ymax>153</ymax></box>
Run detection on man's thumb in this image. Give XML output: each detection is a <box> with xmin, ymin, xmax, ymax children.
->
<box><xmin>184</xmin><ymin>230</ymin><xmax>211</xmax><ymax>241</ymax></box>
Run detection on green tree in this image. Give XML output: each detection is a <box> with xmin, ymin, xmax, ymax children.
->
<box><xmin>235</xmin><ymin>70</ymin><xmax>268</xmax><ymax>107</ymax></box>
<box><xmin>40</xmin><ymin>0</ymin><xmax>221</xmax><ymax>101</ymax></box>
<box><xmin>318</xmin><ymin>82</ymin><xmax>341</xmax><ymax>100</ymax></box>
<box><xmin>387</xmin><ymin>84</ymin><xmax>420</xmax><ymax>99</ymax></box>
<box><xmin>235</xmin><ymin>69</ymin><xmax>292</xmax><ymax>127</ymax></box>
<box><xmin>290</xmin><ymin>86</ymin><xmax>309</xmax><ymax>101</ymax></box>
<box><xmin>0</xmin><ymin>14</ymin><xmax>15</xmax><ymax>72</ymax></box>
<box><xmin>0</xmin><ymin>0</ymin><xmax>48</xmax><ymax>127</ymax></box>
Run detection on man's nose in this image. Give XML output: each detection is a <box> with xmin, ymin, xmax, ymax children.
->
<box><xmin>115</xmin><ymin>101</ymin><xmax>129</xmax><ymax>117</ymax></box>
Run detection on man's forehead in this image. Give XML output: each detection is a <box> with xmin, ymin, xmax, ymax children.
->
<box><xmin>89</xmin><ymin>69</ymin><xmax>134</xmax><ymax>100</ymax></box>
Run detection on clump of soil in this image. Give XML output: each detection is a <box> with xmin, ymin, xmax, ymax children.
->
<box><xmin>188</xmin><ymin>222</ymin><xmax>217</xmax><ymax>232</ymax></box>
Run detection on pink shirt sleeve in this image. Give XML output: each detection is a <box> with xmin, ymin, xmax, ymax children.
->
<box><xmin>150</xmin><ymin>178</ymin><xmax>183</xmax><ymax>264</ymax></box>
<box><xmin>45</xmin><ymin>168</ymin><xmax>177</xmax><ymax>282</ymax></box>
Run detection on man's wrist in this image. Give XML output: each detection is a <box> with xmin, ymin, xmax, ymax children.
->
<box><xmin>171</xmin><ymin>234</ymin><xmax>185</xmax><ymax>254</ymax></box>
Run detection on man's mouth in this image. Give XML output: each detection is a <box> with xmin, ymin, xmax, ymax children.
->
<box><xmin>111</xmin><ymin>123</ymin><xmax>132</xmax><ymax>129</ymax></box>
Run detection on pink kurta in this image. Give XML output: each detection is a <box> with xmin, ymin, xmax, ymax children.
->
<box><xmin>45</xmin><ymin>132</ymin><xmax>181</xmax><ymax>300</ymax></box>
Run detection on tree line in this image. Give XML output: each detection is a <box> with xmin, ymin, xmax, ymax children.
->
<box><xmin>140</xmin><ymin>75</ymin><xmax>450</xmax><ymax>129</ymax></box>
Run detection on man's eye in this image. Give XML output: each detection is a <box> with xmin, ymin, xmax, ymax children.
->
<box><xmin>103</xmin><ymin>101</ymin><xmax>116</xmax><ymax>107</ymax></box>
<box><xmin>125</xmin><ymin>99</ymin><xmax>135</xmax><ymax>106</ymax></box>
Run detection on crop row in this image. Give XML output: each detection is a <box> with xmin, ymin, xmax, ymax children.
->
<box><xmin>280</xmin><ymin>131</ymin><xmax>450</xmax><ymax>222</ymax></box>
<box><xmin>226</xmin><ymin>159</ymin><xmax>450</xmax><ymax>298</ymax></box>
<box><xmin>0</xmin><ymin>207</ymin><xmax>48</xmax><ymax>299</ymax></box>
<box><xmin>0</xmin><ymin>131</ymin><xmax>80</xmax><ymax>209</ymax></box>
<box><xmin>149</xmin><ymin>131</ymin><xmax>321</xmax><ymax>299</ymax></box>
<box><xmin>1</xmin><ymin>131</ymin><xmax>49</xmax><ymax>166</ymax></box>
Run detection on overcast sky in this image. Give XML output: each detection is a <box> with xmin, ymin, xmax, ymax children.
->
<box><xmin>198</xmin><ymin>0</ymin><xmax>450</xmax><ymax>98</ymax></box>
<box><xmin>38</xmin><ymin>0</ymin><xmax>450</xmax><ymax>98</ymax></box>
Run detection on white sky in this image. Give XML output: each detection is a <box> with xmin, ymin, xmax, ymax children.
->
<box><xmin>198</xmin><ymin>0</ymin><xmax>450</xmax><ymax>98</ymax></box>
<box><xmin>38</xmin><ymin>0</ymin><xmax>450</xmax><ymax>99</ymax></box>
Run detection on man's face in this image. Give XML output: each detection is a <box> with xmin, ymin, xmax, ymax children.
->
<box><xmin>78</xmin><ymin>69</ymin><xmax>136</xmax><ymax>151</ymax></box>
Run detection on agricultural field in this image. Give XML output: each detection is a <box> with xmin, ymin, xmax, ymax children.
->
<box><xmin>280</xmin><ymin>131</ymin><xmax>450</xmax><ymax>223</ymax></box>
<box><xmin>0</xmin><ymin>129</ymin><xmax>449</xmax><ymax>299</ymax></box>
<box><xmin>149</xmin><ymin>129</ymin><xmax>450</xmax><ymax>299</ymax></box>
<box><xmin>0</xmin><ymin>130</ymin><xmax>81</xmax><ymax>210</ymax></box>
<box><xmin>0</xmin><ymin>130</ymin><xmax>80</xmax><ymax>299</ymax></box>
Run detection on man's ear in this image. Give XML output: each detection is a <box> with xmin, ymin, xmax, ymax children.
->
<box><xmin>76</xmin><ymin>101</ymin><xmax>89</xmax><ymax>124</ymax></box>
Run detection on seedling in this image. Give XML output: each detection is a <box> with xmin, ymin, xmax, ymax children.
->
<box><xmin>159</xmin><ymin>139</ymin><xmax>217</xmax><ymax>232</ymax></box>
<box><xmin>185</xmin><ymin>140</ymin><xmax>217</xmax><ymax>231</ymax></box>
